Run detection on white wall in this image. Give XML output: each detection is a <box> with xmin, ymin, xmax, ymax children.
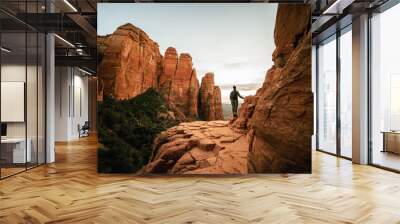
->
<box><xmin>1</xmin><ymin>65</ymin><xmax>26</xmax><ymax>138</ymax></box>
<box><xmin>1</xmin><ymin>63</ymin><xmax>46</xmax><ymax>164</ymax></box>
<box><xmin>1</xmin><ymin>65</ymin><xmax>42</xmax><ymax>138</ymax></box>
<box><xmin>55</xmin><ymin>67</ymin><xmax>89</xmax><ymax>141</ymax></box>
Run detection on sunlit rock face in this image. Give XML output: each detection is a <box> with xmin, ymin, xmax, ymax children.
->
<box><xmin>98</xmin><ymin>23</ymin><xmax>162</xmax><ymax>100</ymax></box>
<box><xmin>198</xmin><ymin>73</ymin><xmax>224</xmax><ymax>121</ymax></box>
<box><xmin>233</xmin><ymin>4</ymin><xmax>313</xmax><ymax>173</ymax></box>
<box><xmin>159</xmin><ymin>51</ymin><xmax>199</xmax><ymax>120</ymax></box>
<box><xmin>98</xmin><ymin>24</ymin><xmax>222</xmax><ymax>121</ymax></box>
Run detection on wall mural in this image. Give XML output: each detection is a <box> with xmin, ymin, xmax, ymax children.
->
<box><xmin>97</xmin><ymin>3</ymin><xmax>313</xmax><ymax>174</ymax></box>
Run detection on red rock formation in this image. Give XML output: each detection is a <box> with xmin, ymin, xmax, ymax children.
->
<box><xmin>188</xmin><ymin>69</ymin><xmax>200</xmax><ymax>119</ymax></box>
<box><xmin>99</xmin><ymin>24</ymin><xmax>218</xmax><ymax>120</ymax></box>
<box><xmin>142</xmin><ymin>121</ymin><xmax>248</xmax><ymax>174</ymax></box>
<box><xmin>198</xmin><ymin>73</ymin><xmax>214</xmax><ymax>120</ymax></box>
<box><xmin>234</xmin><ymin>4</ymin><xmax>312</xmax><ymax>173</ymax></box>
<box><xmin>157</xmin><ymin>48</ymin><xmax>201</xmax><ymax>120</ymax></box>
<box><xmin>170</xmin><ymin>53</ymin><xmax>197</xmax><ymax>118</ymax></box>
<box><xmin>198</xmin><ymin>73</ymin><xmax>224</xmax><ymax>121</ymax></box>
<box><xmin>213</xmin><ymin>86</ymin><xmax>224</xmax><ymax>120</ymax></box>
<box><xmin>98</xmin><ymin>23</ymin><xmax>162</xmax><ymax>100</ymax></box>
<box><xmin>230</xmin><ymin>96</ymin><xmax>258</xmax><ymax>132</ymax></box>
<box><xmin>159</xmin><ymin>47</ymin><xmax>178</xmax><ymax>99</ymax></box>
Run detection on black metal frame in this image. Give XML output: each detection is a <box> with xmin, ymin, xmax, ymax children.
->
<box><xmin>336</xmin><ymin>25</ymin><xmax>341</xmax><ymax>158</ymax></box>
<box><xmin>315</xmin><ymin>23</ymin><xmax>353</xmax><ymax>161</ymax></box>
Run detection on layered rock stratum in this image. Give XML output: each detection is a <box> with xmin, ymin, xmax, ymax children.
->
<box><xmin>98</xmin><ymin>23</ymin><xmax>221</xmax><ymax>121</ymax></box>
<box><xmin>143</xmin><ymin>4</ymin><xmax>312</xmax><ymax>174</ymax></box>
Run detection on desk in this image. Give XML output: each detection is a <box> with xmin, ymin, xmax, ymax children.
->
<box><xmin>382</xmin><ymin>131</ymin><xmax>400</xmax><ymax>154</ymax></box>
<box><xmin>1</xmin><ymin>138</ymin><xmax>31</xmax><ymax>163</ymax></box>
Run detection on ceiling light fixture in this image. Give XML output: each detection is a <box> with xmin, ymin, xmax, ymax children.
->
<box><xmin>54</xmin><ymin>34</ymin><xmax>75</xmax><ymax>48</ymax></box>
<box><xmin>78</xmin><ymin>67</ymin><xmax>93</xmax><ymax>76</ymax></box>
<box><xmin>323</xmin><ymin>0</ymin><xmax>355</xmax><ymax>15</ymax></box>
<box><xmin>1</xmin><ymin>47</ymin><xmax>11</xmax><ymax>53</ymax></box>
<box><xmin>63</xmin><ymin>0</ymin><xmax>78</xmax><ymax>12</ymax></box>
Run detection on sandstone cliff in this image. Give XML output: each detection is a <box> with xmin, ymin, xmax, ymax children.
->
<box><xmin>98</xmin><ymin>23</ymin><xmax>162</xmax><ymax>100</ymax></box>
<box><xmin>98</xmin><ymin>24</ymin><xmax>221</xmax><ymax>121</ymax></box>
<box><xmin>232</xmin><ymin>4</ymin><xmax>312</xmax><ymax>173</ymax></box>
<box><xmin>160</xmin><ymin>50</ymin><xmax>199</xmax><ymax>119</ymax></box>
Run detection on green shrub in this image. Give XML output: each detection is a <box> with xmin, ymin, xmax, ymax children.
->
<box><xmin>97</xmin><ymin>88</ymin><xmax>179</xmax><ymax>173</ymax></box>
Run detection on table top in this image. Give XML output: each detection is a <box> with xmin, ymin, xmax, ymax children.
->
<box><xmin>381</xmin><ymin>131</ymin><xmax>400</xmax><ymax>134</ymax></box>
<box><xmin>1</xmin><ymin>138</ymin><xmax>29</xmax><ymax>143</ymax></box>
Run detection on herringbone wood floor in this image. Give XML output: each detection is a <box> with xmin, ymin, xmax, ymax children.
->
<box><xmin>0</xmin><ymin>136</ymin><xmax>400</xmax><ymax>224</ymax></box>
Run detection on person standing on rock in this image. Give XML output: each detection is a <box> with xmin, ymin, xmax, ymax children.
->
<box><xmin>230</xmin><ymin>85</ymin><xmax>244</xmax><ymax>117</ymax></box>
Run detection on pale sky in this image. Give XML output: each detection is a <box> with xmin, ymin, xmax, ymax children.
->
<box><xmin>98</xmin><ymin>3</ymin><xmax>277</xmax><ymax>103</ymax></box>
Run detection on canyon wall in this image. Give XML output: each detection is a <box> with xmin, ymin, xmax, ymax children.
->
<box><xmin>232</xmin><ymin>4</ymin><xmax>313</xmax><ymax>173</ymax></box>
<box><xmin>98</xmin><ymin>24</ymin><xmax>221</xmax><ymax>121</ymax></box>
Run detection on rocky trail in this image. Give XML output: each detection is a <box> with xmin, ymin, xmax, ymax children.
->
<box><xmin>142</xmin><ymin>120</ymin><xmax>249</xmax><ymax>174</ymax></box>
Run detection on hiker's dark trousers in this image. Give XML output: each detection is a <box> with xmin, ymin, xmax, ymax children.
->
<box><xmin>231</xmin><ymin>100</ymin><xmax>238</xmax><ymax>116</ymax></box>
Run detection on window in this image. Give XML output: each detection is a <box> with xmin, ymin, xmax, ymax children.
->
<box><xmin>317</xmin><ymin>36</ymin><xmax>337</xmax><ymax>154</ymax></box>
<box><xmin>370</xmin><ymin>3</ymin><xmax>400</xmax><ymax>171</ymax></box>
<box><xmin>316</xmin><ymin>25</ymin><xmax>353</xmax><ymax>159</ymax></box>
<box><xmin>339</xmin><ymin>28</ymin><xmax>352</xmax><ymax>158</ymax></box>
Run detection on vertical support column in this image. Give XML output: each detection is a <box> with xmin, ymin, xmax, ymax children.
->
<box><xmin>46</xmin><ymin>1</ymin><xmax>55</xmax><ymax>163</ymax></box>
<box><xmin>315</xmin><ymin>44</ymin><xmax>320</xmax><ymax>151</ymax></box>
<box><xmin>336</xmin><ymin>30</ymin><xmax>341</xmax><ymax>157</ymax></box>
<box><xmin>352</xmin><ymin>14</ymin><xmax>369</xmax><ymax>164</ymax></box>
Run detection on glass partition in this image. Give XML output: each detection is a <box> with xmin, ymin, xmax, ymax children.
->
<box><xmin>370</xmin><ymin>3</ymin><xmax>400</xmax><ymax>171</ymax></box>
<box><xmin>1</xmin><ymin>31</ymin><xmax>28</xmax><ymax>177</ymax></box>
<box><xmin>0</xmin><ymin>2</ymin><xmax>46</xmax><ymax>179</ymax></box>
<box><xmin>27</xmin><ymin>31</ymin><xmax>38</xmax><ymax>169</ymax></box>
<box><xmin>317</xmin><ymin>35</ymin><xmax>337</xmax><ymax>154</ymax></box>
<box><xmin>339</xmin><ymin>28</ymin><xmax>352</xmax><ymax>158</ymax></box>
